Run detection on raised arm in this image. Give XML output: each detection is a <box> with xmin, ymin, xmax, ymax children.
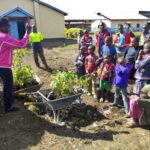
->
<box><xmin>4</xmin><ymin>33</ymin><xmax>29</xmax><ymax>49</ymax></box>
<box><xmin>4</xmin><ymin>25</ymin><xmax>31</xmax><ymax>49</ymax></box>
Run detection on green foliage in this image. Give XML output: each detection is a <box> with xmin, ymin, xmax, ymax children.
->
<box><xmin>50</xmin><ymin>71</ymin><xmax>75</xmax><ymax>97</ymax></box>
<box><xmin>76</xmin><ymin>76</ymin><xmax>89</xmax><ymax>90</ymax></box>
<box><xmin>50</xmin><ymin>71</ymin><xmax>88</xmax><ymax>97</ymax></box>
<box><xmin>13</xmin><ymin>49</ymin><xmax>34</xmax><ymax>87</ymax></box>
<box><xmin>65</xmin><ymin>28</ymin><xmax>83</xmax><ymax>39</ymax></box>
<box><xmin>133</xmin><ymin>32</ymin><xmax>142</xmax><ymax>38</ymax></box>
<box><xmin>27</xmin><ymin>104</ymin><xmax>39</xmax><ymax>113</ymax></box>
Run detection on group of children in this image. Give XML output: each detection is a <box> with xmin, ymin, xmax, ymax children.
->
<box><xmin>74</xmin><ymin>26</ymin><xmax>150</xmax><ymax>125</ymax></box>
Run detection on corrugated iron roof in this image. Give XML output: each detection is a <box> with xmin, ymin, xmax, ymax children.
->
<box><xmin>65</xmin><ymin>11</ymin><xmax>149</xmax><ymax>21</ymax></box>
<box><xmin>35</xmin><ymin>0</ymin><xmax>68</xmax><ymax>16</ymax></box>
<box><xmin>65</xmin><ymin>12</ymin><xmax>105</xmax><ymax>20</ymax></box>
<box><xmin>95</xmin><ymin>11</ymin><xmax>149</xmax><ymax>20</ymax></box>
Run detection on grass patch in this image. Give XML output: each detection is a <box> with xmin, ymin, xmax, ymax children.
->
<box><xmin>64</xmin><ymin>44</ymin><xmax>78</xmax><ymax>49</ymax></box>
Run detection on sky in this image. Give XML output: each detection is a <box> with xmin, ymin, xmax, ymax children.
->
<box><xmin>42</xmin><ymin>0</ymin><xmax>150</xmax><ymax>17</ymax></box>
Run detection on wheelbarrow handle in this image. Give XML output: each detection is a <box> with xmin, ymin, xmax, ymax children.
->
<box><xmin>19</xmin><ymin>92</ymin><xmax>38</xmax><ymax>96</ymax></box>
<box><xmin>24</xmin><ymin>102</ymin><xmax>33</xmax><ymax>106</ymax></box>
<box><xmin>24</xmin><ymin>101</ymin><xmax>48</xmax><ymax>106</ymax></box>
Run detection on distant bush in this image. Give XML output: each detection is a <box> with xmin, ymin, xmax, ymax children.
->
<box><xmin>133</xmin><ymin>32</ymin><xmax>142</xmax><ymax>38</ymax></box>
<box><xmin>65</xmin><ymin>28</ymin><xmax>83</xmax><ymax>39</ymax></box>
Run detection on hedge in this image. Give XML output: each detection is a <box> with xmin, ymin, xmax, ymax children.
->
<box><xmin>65</xmin><ymin>28</ymin><xmax>83</xmax><ymax>39</ymax></box>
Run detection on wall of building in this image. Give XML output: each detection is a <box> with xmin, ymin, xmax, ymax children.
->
<box><xmin>0</xmin><ymin>0</ymin><xmax>66</xmax><ymax>39</ymax></box>
<box><xmin>0</xmin><ymin>0</ymin><xmax>34</xmax><ymax>15</ymax></box>
<box><xmin>39</xmin><ymin>4</ymin><xmax>65</xmax><ymax>39</ymax></box>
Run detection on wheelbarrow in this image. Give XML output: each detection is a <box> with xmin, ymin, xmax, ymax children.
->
<box><xmin>23</xmin><ymin>89</ymin><xmax>83</xmax><ymax>124</ymax></box>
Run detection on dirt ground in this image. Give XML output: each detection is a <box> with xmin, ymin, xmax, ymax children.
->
<box><xmin>0</xmin><ymin>46</ymin><xmax>150</xmax><ymax>150</ymax></box>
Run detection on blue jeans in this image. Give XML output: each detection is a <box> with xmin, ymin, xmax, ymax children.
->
<box><xmin>0</xmin><ymin>68</ymin><xmax>13</xmax><ymax>110</ymax></box>
<box><xmin>114</xmin><ymin>86</ymin><xmax>129</xmax><ymax>113</ymax></box>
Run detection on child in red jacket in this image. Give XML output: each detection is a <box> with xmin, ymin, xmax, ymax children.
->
<box><xmin>98</xmin><ymin>55</ymin><xmax>114</xmax><ymax>102</ymax></box>
<box><xmin>85</xmin><ymin>45</ymin><xmax>98</xmax><ymax>99</ymax></box>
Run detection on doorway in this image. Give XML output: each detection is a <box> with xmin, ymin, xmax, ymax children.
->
<box><xmin>17</xmin><ymin>20</ymin><xmax>26</xmax><ymax>39</ymax></box>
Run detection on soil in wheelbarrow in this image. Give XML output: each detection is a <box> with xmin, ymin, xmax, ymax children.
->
<box><xmin>0</xmin><ymin>46</ymin><xmax>150</xmax><ymax>150</ymax></box>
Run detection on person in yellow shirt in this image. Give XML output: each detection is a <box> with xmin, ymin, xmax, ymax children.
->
<box><xmin>29</xmin><ymin>25</ymin><xmax>51</xmax><ymax>71</ymax></box>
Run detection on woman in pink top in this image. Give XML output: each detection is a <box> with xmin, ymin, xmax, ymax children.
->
<box><xmin>0</xmin><ymin>18</ymin><xmax>31</xmax><ymax>113</ymax></box>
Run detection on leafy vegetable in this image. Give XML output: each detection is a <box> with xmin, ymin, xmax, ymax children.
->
<box><xmin>50</xmin><ymin>71</ymin><xmax>88</xmax><ymax>97</ymax></box>
<box><xmin>13</xmin><ymin>49</ymin><xmax>34</xmax><ymax>87</ymax></box>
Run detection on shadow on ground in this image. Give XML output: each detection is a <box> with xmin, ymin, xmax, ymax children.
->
<box><xmin>0</xmin><ymin>102</ymin><xmax>130</xmax><ymax>150</ymax></box>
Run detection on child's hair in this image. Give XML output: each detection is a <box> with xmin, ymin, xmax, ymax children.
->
<box><xmin>88</xmin><ymin>45</ymin><xmax>95</xmax><ymax>51</ymax></box>
<box><xmin>84</xmin><ymin>29</ymin><xmax>89</xmax><ymax>34</ymax></box>
<box><xmin>133</xmin><ymin>36</ymin><xmax>139</xmax><ymax>43</ymax></box>
<box><xmin>129</xmin><ymin>31</ymin><xmax>135</xmax><ymax>38</ymax></box>
<box><xmin>105</xmin><ymin>36</ymin><xmax>112</xmax><ymax>43</ymax></box>
<box><xmin>98</xmin><ymin>22</ymin><xmax>106</xmax><ymax>28</ymax></box>
<box><xmin>0</xmin><ymin>18</ymin><xmax>9</xmax><ymax>28</ymax></box>
<box><xmin>131</xmin><ymin>37</ymin><xmax>139</xmax><ymax>45</ymax></box>
<box><xmin>79</xmin><ymin>30</ymin><xmax>83</xmax><ymax>35</ymax></box>
<box><xmin>117</xmin><ymin>56</ymin><xmax>125</xmax><ymax>64</ymax></box>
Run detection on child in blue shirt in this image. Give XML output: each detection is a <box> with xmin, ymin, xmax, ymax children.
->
<box><xmin>124</xmin><ymin>37</ymin><xmax>139</xmax><ymax>79</ymax></box>
<box><xmin>114</xmin><ymin>25</ymin><xmax>125</xmax><ymax>57</ymax></box>
<box><xmin>111</xmin><ymin>57</ymin><xmax>131</xmax><ymax>114</ymax></box>
<box><xmin>101</xmin><ymin>36</ymin><xmax>116</xmax><ymax>62</ymax></box>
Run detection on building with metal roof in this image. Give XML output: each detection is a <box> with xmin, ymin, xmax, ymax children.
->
<box><xmin>0</xmin><ymin>0</ymin><xmax>67</xmax><ymax>42</ymax></box>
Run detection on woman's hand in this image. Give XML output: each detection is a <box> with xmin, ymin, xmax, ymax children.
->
<box><xmin>26</xmin><ymin>24</ymin><xmax>32</xmax><ymax>35</ymax></box>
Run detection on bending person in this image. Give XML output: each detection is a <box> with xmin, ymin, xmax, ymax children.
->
<box><xmin>126</xmin><ymin>84</ymin><xmax>150</xmax><ymax>127</ymax></box>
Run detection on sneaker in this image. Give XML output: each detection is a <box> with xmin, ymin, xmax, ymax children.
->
<box><xmin>87</xmin><ymin>93</ymin><xmax>92</xmax><ymax>96</ymax></box>
<box><xmin>5</xmin><ymin>106</ymin><xmax>20</xmax><ymax>113</ymax></box>
<box><xmin>99</xmin><ymin>98</ymin><xmax>104</xmax><ymax>102</ymax></box>
<box><xmin>93</xmin><ymin>95</ymin><xmax>97</xmax><ymax>99</ymax></box>
<box><xmin>105</xmin><ymin>99</ymin><xmax>109</xmax><ymax>103</ymax></box>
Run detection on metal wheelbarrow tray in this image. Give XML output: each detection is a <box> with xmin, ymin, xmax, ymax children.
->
<box><xmin>24</xmin><ymin>90</ymin><xmax>83</xmax><ymax>123</ymax></box>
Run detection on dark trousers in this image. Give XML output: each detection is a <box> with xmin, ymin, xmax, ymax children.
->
<box><xmin>0</xmin><ymin>68</ymin><xmax>13</xmax><ymax>110</ymax></box>
<box><xmin>33</xmin><ymin>51</ymin><xmax>48</xmax><ymax>68</ymax></box>
<box><xmin>32</xmin><ymin>42</ymin><xmax>48</xmax><ymax>68</ymax></box>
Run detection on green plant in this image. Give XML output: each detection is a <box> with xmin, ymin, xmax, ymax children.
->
<box><xmin>133</xmin><ymin>32</ymin><xmax>142</xmax><ymax>38</ymax></box>
<box><xmin>27</xmin><ymin>104</ymin><xmax>40</xmax><ymax>113</ymax></box>
<box><xmin>50</xmin><ymin>71</ymin><xmax>75</xmax><ymax>97</ymax></box>
<box><xmin>76</xmin><ymin>76</ymin><xmax>89</xmax><ymax>90</ymax></box>
<box><xmin>65</xmin><ymin>28</ymin><xmax>83</xmax><ymax>39</ymax></box>
<box><xmin>13</xmin><ymin>49</ymin><xmax>34</xmax><ymax>87</ymax></box>
<box><xmin>49</xmin><ymin>71</ymin><xmax>88</xmax><ymax>97</ymax></box>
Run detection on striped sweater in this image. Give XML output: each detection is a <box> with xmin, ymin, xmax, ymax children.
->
<box><xmin>134</xmin><ymin>54</ymin><xmax>150</xmax><ymax>80</ymax></box>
